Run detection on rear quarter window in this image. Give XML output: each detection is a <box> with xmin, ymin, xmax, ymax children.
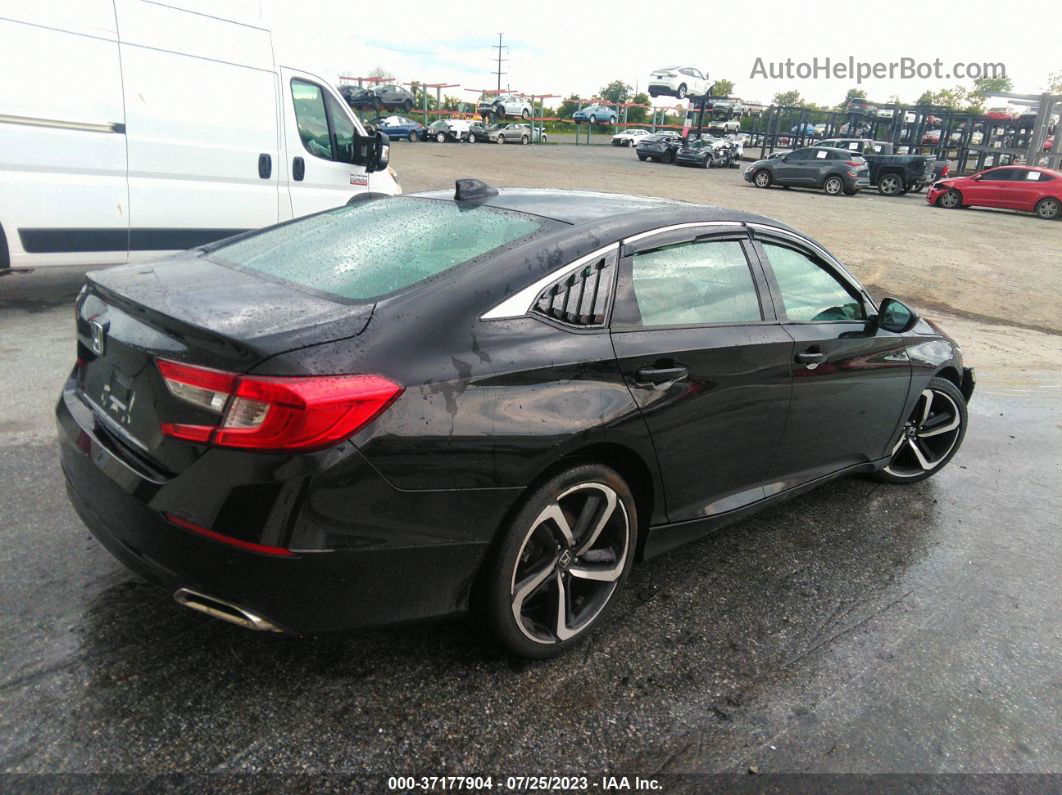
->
<box><xmin>207</xmin><ymin>198</ymin><xmax>557</xmax><ymax>301</ymax></box>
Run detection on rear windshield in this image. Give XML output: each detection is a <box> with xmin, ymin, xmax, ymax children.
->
<box><xmin>207</xmin><ymin>198</ymin><xmax>554</xmax><ymax>301</ymax></box>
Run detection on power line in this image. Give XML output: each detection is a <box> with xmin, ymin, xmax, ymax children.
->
<box><xmin>491</xmin><ymin>33</ymin><xmax>508</xmax><ymax>92</ymax></box>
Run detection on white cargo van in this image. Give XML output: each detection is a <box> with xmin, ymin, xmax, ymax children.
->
<box><xmin>0</xmin><ymin>0</ymin><xmax>398</xmax><ymax>269</ymax></box>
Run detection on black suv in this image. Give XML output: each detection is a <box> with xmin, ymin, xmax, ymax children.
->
<box><xmin>744</xmin><ymin>147</ymin><xmax>870</xmax><ymax>195</ymax></box>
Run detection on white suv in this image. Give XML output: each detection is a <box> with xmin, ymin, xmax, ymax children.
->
<box><xmin>648</xmin><ymin>67</ymin><xmax>710</xmax><ymax>100</ymax></box>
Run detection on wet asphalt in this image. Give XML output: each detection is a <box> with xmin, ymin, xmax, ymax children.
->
<box><xmin>1</xmin><ymin>265</ymin><xmax>1060</xmax><ymax>786</ymax></box>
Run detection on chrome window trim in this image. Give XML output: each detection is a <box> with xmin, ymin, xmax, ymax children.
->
<box><xmin>481</xmin><ymin>242</ymin><xmax>619</xmax><ymax>320</ymax></box>
<box><xmin>622</xmin><ymin>221</ymin><xmax>744</xmax><ymax>246</ymax></box>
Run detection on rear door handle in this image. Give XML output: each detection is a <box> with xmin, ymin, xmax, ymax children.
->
<box><xmin>795</xmin><ymin>351</ymin><xmax>828</xmax><ymax>369</ymax></box>
<box><xmin>292</xmin><ymin>156</ymin><xmax>305</xmax><ymax>182</ymax></box>
<box><xmin>258</xmin><ymin>153</ymin><xmax>272</xmax><ymax>179</ymax></box>
<box><xmin>634</xmin><ymin>365</ymin><xmax>688</xmax><ymax>385</ymax></box>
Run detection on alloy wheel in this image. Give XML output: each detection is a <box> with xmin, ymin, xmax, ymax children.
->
<box><xmin>754</xmin><ymin>170</ymin><xmax>771</xmax><ymax>188</ymax></box>
<box><xmin>939</xmin><ymin>189</ymin><xmax>962</xmax><ymax>209</ymax></box>
<box><xmin>883</xmin><ymin>388</ymin><xmax>963</xmax><ymax>478</ymax></box>
<box><xmin>825</xmin><ymin>176</ymin><xmax>843</xmax><ymax>195</ymax></box>
<box><xmin>879</xmin><ymin>174</ymin><xmax>903</xmax><ymax>195</ymax></box>
<box><xmin>1036</xmin><ymin>198</ymin><xmax>1059</xmax><ymax>219</ymax></box>
<box><xmin>510</xmin><ymin>483</ymin><xmax>630</xmax><ymax>645</ymax></box>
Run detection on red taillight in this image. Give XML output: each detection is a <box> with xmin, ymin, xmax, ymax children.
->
<box><xmin>940</xmin><ymin>165</ymin><xmax>950</xmax><ymax>177</ymax></box>
<box><xmin>156</xmin><ymin>359</ymin><xmax>402</xmax><ymax>452</ymax></box>
<box><xmin>846</xmin><ymin>160</ymin><xmax>864</xmax><ymax>167</ymax></box>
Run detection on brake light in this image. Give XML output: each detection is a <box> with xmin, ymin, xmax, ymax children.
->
<box><xmin>846</xmin><ymin>160</ymin><xmax>864</xmax><ymax>167</ymax></box>
<box><xmin>157</xmin><ymin>359</ymin><xmax>402</xmax><ymax>452</ymax></box>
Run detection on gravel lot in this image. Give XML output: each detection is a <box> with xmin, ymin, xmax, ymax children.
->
<box><xmin>396</xmin><ymin>140</ymin><xmax>1062</xmax><ymax>381</ymax></box>
<box><xmin>1</xmin><ymin>142</ymin><xmax>1060</xmax><ymax>786</ymax></box>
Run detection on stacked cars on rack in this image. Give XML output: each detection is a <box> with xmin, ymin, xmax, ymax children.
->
<box><xmin>477</xmin><ymin>93</ymin><xmax>532</xmax><ymax>120</ymax></box>
<box><xmin>647</xmin><ymin>66</ymin><xmax>710</xmax><ymax>99</ymax></box>
<box><xmin>420</xmin><ymin>119</ymin><xmax>475</xmax><ymax>143</ymax></box>
<box><xmin>339</xmin><ymin>83</ymin><xmax>415</xmax><ymax>113</ymax></box>
<box><xmin>573</xmin><ymin>104</ymin><xmax>618</xmax><ymax>124</ymax></box>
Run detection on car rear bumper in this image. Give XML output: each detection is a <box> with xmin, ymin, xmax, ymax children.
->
<box><xmin>57</xmin><ymin>378</ymin><xmax>515</xmax><ymax>634</ymax></box>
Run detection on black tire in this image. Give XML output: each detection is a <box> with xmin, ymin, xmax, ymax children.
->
<box><xmin>407</xmin><ymin>131</ymin><xmax>417</xmax><ymax>142</ymax></box>
<box><xmin>590</xmin><ymin>114</ymin><xmax>597</xmax><ymax>124</ymax></box>
<box><xmin>874</xmin><ymin>377</ymin><xmax>968</xmax><ymax>484</ymax></box>
<box><xmin>521</xmin><ymin>135</ymin><xmax>529</xmax><ymax>145</ymax></box>
<box><xmin>1035</xmin><ymin>197</ymin><xmax>1060</xmax><ymax>220</ymax></box>
<box><xmin>435</xmin><ymin>132</ymin><xmax>446</xmax><ymax>143</ymax></box>
<box><xmin>521</xmin><ymin>108</ymin><xmax>530</xmax><ymax>120</ymax></box>
<box><xmin>753</xmin><ymin>169</ymin><xmax>772</xmax><ymax>188</ymax></box>
<box><xmin>403</xmin><ymin>100</ymin><xmax>413</xmax><ymax>113</ymax></box>
<box><xmin>497</xmin><ymin>136</ymin><xmax>505</xmax><ymax>144</ymax></box>
<box><xmin>910</xmin><ymin>183</ymin><xmax>925</xmax><ymax>194</ymax></box>
<box><xmin>823</xmin><ymin>175</ymin><xmax>844</xmax><ymax>195</ymax></box>
<box><xmin>878</xmin><ymin>173</ymin><xmax>907</xmax><ymax>196</ymax></box>
<box><xmin>481</xmin><ymin>463</ymin><xmax>638</xmax><ymax>658</ymax></box>
<box><xmin>938</xmin><ymin>188</ymin><xmax>963</xmax><ymax>209</ymax></box>
<box><xmin>664</xmin><ymin>149</ymin><xmax>676</xmax><ymax>164</ymax></box>
<box><xmin>677</xmin><ymin>84</ymin><xmax>687</xmax><ymax>99</ymax></box>
<box><xmin>637</xmin><ymin>154</ymin><xmax>647</xmax><ymax>161</ymax></box>
<box><xmin>844</xmin><ymin>186</ymin><xmax>859</xmax><ymax>196</ymax></box>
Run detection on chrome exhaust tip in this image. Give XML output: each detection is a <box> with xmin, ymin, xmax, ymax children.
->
<box><xmin>173</xmin><ymin>588</ymin><xmax>283</xmax><ymax>632</ymax></box>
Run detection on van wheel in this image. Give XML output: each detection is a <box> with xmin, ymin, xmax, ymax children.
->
<box><xmin>824</xmin><ymin>175</ymin><xmax>844</xmax><ymax>195</ymax></box>
<box><xmin>481</xmin><ymin>463</ymin><xmax>637</xmax><ymax>659</ymax></box>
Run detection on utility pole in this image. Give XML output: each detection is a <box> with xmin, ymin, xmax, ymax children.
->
<box><xmin>491</xmin><ymin>33</ymin><xmax>508</xmax><ymax>92</ymax></box>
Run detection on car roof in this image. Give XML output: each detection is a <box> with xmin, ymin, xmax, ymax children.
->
<box><xmin>411</xmin><ymin>187</ymin><xmax>791</xmax><ymax>230</ymax></box>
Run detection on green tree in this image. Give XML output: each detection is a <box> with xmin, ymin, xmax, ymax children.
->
<box><xmin>709</xmin><ymin>79</ymin><xmax>734</xmax><ymax>97</ymax></box>
<box><xmin>915</xmin><ymin>90</ymin><xmax>937</xmax><ymax>107</ymax></box>
<box><xmin>442</xmin><ymin>95</ymin><xmax>461</xmax><ymax>111</ymax></box>
<box><xmin>598</xmin><ymin>80</ymin><xmax>633</xmax><ymax>105</ymax></box>
<box><xmin>557</xmin><ymin>94</ymin><xmax>581</xmax><ymax>119</ymax></box>
<box><xmin>970</xmin><ymin>75</ymin><xmax>1014</xmax><ymax>101</ymax></box>
<box><xmin>773</xmin><ymin>90</ymin><xmax>803</xmax><ymax>107</ymax></box>
<box><xmin>627</xmin><ymin>92</ymin><xmax>650</xmax><ymax>123</ymax></box>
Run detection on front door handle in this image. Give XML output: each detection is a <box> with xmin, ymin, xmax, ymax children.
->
<box><xmin>795</xmin><ymin>351</ymin><xmax>828</xmax><ymax>369</ymax></box>
<box><xmin>292</xmin><ymin>156</ymin><xmax>305</xmax><ymax>182</ymax></box>
<box><xmin>258</xmin><ymin>153</ymin><xmax>272</xmax><ymax>179</ymax></box>
<box><xmin>635</xmin><ymin>365</ymin><xmax>688</xmax><ymax>385</ymax></box>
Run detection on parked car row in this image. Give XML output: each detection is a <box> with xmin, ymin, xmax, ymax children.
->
<box><xmin>928</xmin><ymin>166</ymin><xmax>1061</xmax><ymax>220</ymax></box>
<box><xmin>635</xmin><ymin>132</ymin><xmax>745</xmax><ymax>169</ymax></box>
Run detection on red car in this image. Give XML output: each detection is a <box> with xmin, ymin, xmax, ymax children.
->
<box><xmin>927</xmin><ymin>165</ymin><xmax>1062</xmax><ymax>220</ymax></box>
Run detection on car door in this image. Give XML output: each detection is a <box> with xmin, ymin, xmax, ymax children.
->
<box><xmin>282</xmin><ymin>69</ymin><xmax>369</xmax><ymax>219</ymax></box>
<box><xmin>1006</xmin><ymin>169</ymin><xmax>1053</xmax><ymax>210</ymax></box>
<box><xmin>750</xmin><ymin>229</ymin><xmax>911</xmax><ymax>489</ymax></box>
<box><xmin>609</xmin><ymin>224</ymin><xmax>795</xmax><ymax>523</ymax></box>
<box><xmin>962</xmin><ymin>167</ymin><xmax>1019</xmax><ymax>208</ymax></box>
<box><xmin>774</xmin><ymin>148</ymin><xmax>814</xmax><ymax>183</ymax></box>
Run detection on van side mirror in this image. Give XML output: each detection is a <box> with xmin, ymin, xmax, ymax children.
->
<box><xmin>343</xmin><ymin>130</ymin><xmax>389</xmax><ymax>172</ymax></box>
<box><xmin>877</xmin><ymin>297</ymin><xmax>918</xmax><ymax>333</ymax></box>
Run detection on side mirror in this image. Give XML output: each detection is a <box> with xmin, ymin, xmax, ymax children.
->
<box><xmin>781</xmin><ymin>155</ymin><xmax>790</xmax><ymax>162</ymax></box>
<box><xmin>877</xmin><ymin>297</ymin><xmax>918</xmax><ymax>333</ymax></box>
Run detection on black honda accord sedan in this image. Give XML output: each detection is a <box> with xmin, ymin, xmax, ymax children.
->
<box><xmin>58</xmin><ymin>180</ymin><xmax>974</xmax><ymax>658</ymax></box>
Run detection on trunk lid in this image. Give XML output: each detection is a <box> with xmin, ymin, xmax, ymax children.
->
<box><xmin>75</xmin><ymin>253</ymin><xmax>372</xmax><ymax>473</ymax></box>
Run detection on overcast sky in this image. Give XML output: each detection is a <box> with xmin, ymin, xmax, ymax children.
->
<box><xmin>259</xmin><ymin>0</ymin><xmax>1058</xmax><ymax>108</ymax></box>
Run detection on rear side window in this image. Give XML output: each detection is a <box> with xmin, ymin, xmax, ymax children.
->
<box><xmin>625</xmin><ymin>240</ymin><xmax>762</xmax><ymax>327</ymax></box>
<box><xmin>208</xmin><ymin>198</ymin><xmax>556</xmax><ymax>301</ymax></box>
